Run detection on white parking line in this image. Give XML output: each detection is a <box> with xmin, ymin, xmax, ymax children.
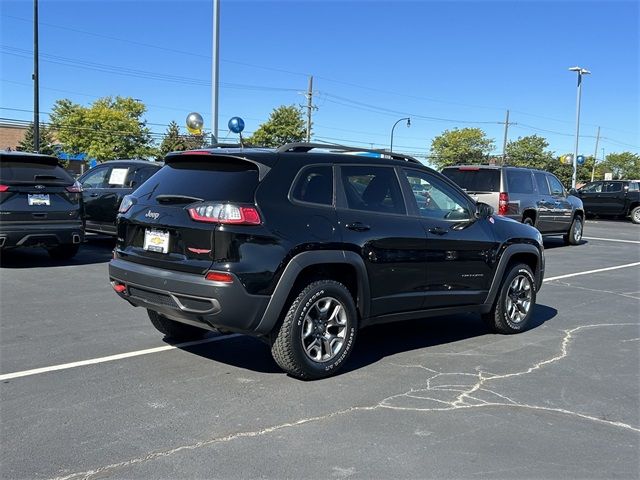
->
<box><xmin>583</xmin><ymin>236</ymin><xmax>640</xmax><ymax>244</ymax></box>
<box><xmin>544</xmin><ymin>262</ymin><xmax>640</xmax><ymax>282</ymax></box>
<box><xmin>2</xmin><ymin>262</ymin><xmax>640</xmax><ymax>382</ymax></box>
<box><xmin>0</xmin><ymin>334</ymin><xmax>240</xmax><ymax>381</ymax></box>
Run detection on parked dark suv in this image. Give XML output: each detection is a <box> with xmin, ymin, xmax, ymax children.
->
<box><xmin>442</xmin><ymin>165</ymin><xmax>584</xmax><ymax>245</ymax></box>
<box><xmin>109</xmin><ymin>144</ymin><xmax>545</xmax><ymax>379</ymax></box>
<box><xmin>0</xmin><ymin>152</ymin><xmax>84</xmax><ymax>259</ymax></box>
<box><xmin>574</xmin><ymin>180</ymin><xmax>640</xmax><ymax>224</ymax></box>
<box><xmin>78</xmin><ymin>159</ymin><xmax>161</xmax><ymax>235</ymax></box>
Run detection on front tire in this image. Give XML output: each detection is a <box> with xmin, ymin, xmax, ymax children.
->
<box><xmin>563</xmin><ymin>215</ymin><xmax>583</xmax><ymax>245</ymax></box>
<box><xmin>147</xmin><ymin>310</ymin><xmax>208</xmax><ymax>341</ymax></box>
<box><xmin>630</xmin><ymin>206</ymin><xmax>640</xmax><ymax>224</ymax></box>
<box><xmin>482</xmin><ymin>264</ymin><xmax>536</xmax><ymax>334</ymax></box>
<box><xmin>271</xmin><ymin>280</ymin><xmax>358</xmax><ymax>380</ymax></box>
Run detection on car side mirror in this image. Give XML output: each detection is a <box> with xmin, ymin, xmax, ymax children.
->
<box><xmin>569</xmin><ymin>188</ymin><xmax>578</xmax><ymax>196</ymax></box>
<box><xmin>475</xmin><ymin>202</ymin><xmax>494</xmax><ymax>219</ymax></box>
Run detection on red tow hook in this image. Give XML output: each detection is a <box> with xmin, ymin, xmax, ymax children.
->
<box><xmin>111</xmin><ymin>281</ymin><xmax>127</xmax><ymax>294</ymax></box>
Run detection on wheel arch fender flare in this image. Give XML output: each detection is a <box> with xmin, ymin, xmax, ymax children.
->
<box><xmin>254</xmin><ymin>250</ymin><xmax>370</xmax><ymax>335</ymax></box>
<box><xmin>484</xmin><ymin>243</ymin><xmax>543</xmax><ymax>308</ymax></box>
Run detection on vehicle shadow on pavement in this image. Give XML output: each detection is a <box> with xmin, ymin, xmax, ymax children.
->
<box><xmin>171</xmin><ymin>304</ymin><xmax>557</xmax><ymax>377</ymax></box>
<box><xmin>0</xmin><ymin>237</ymin><xmax>116</xmax><ymax>269</ymax></box>
<box><xmin>344</xmin><ymin>304</ymin><xmax>557</xmax><ymax>375</ymax></box>
<box><xmin>543</xmin><ymin>238</ymin><xmax>587</xmax><ymax>250</ymax></box>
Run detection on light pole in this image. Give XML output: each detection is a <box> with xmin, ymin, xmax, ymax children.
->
<box><xmin>569</xmin><ymin>66</ymin><xmax>590</xmax><ymax>188</ymax></box>
<box><xmin>211</xmin><ymin>0</ymin><xmax>220</xmax><ymax>144</ymax></box>
<box><xmin>390</xmin><ymin>117</ymin><xmax>410</xmax><ymax>153</ymax></box>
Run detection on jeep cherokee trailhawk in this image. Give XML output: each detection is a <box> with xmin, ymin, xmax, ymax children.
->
<box><xmin>109</xmin><ymin>143</ymin><xmax>545</xmax><ymax>379</ymax></box>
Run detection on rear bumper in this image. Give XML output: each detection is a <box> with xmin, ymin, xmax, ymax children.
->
<box><xmin>0</xmin><ymin>221</ymin><xmax>84</xmax><ymax>248</ymax></box>
<box><xmin>108</xmin><ymin>258</ymin><xmax>270</xmax><ymax>335</ymax></box>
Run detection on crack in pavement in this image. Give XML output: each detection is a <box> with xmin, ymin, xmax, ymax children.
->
<box><xmin>381</xmin><ymin>323</ymin><xmax>639</xmax><ymax>433</ymax></box>
<box><xmin>50</xmin><ymin>322</ymin><xmax>639</xmax><ymax>480</ymax></box>
<box><xmin>548</xmin><ymin>280</ymin><xmax>640</xmax><ymax>300</ymax></box>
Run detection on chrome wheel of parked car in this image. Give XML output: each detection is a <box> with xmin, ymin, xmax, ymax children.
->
<box><xmin>301</xmin><ymin>296</ymin><xmax>348</xmax><ymax>362</ymax></box>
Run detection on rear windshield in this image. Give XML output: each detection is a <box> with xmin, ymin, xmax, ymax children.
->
<box><xmin>441</xmin><ymin>168</ymin><xmax>500</xmax><ymax>193</ymax></box>
<box><xmin>0</xmin><ymin>161</ymin><xmax>74</xmax><ymax>185</ymax></box>
<box><xmin>135</xmin><ymin>159</ymin><xmax>259</xmax><ymax>203</ymax></box>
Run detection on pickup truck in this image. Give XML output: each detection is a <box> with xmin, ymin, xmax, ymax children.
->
<box><xmin>573</xmin><ymin>180</ymin><xmax>640</xmax><ymax>224</ymax></box>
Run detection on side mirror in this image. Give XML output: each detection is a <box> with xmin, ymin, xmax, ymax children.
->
<box><xmin>475</xmin><ymin>202</ymin><xmax>494</xmax><ymax>219</ymax></box>
<box><xmin>568</xmin><ymin>188</ymin><xmax>578</xmax><ymax>196</ymax></box>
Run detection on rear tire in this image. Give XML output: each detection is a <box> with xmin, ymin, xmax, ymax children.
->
<box><xmin>482</xmin><ymin>264</ymin><xmax>536</xmax><ymax>334</ymax></box>
<box><xmin>563</xmin><ymin>215</ymin><xmax>583</xmax><ymax>245</ymax></box>
<box><xmin>147</xmin><ymin>310</ymin><xmax>208</xmax><ymax>341</ymax></box>
<box><xmin>522</xmin><ymin>216</ymin><xmax>534</xmax><ymax>227</ymax></box>
<box><xmin>47</xmin><ymin>244</ymin><xmax>79</xmax><ymax>260</ymax></box>
<box><xmin>630</xmin><ymin>206</ymin><xmax>640</xmax><ymax>224</ymax></box>
<box><xmin>271</xmin><ymin>280</ymin><xmax>358</xmax><ymax>380</ymax></box>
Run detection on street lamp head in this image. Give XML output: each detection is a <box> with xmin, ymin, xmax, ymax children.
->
<box><xmin>569</xmin><ymin>66</ymin><xmax>591</xmax><ymax>75</ymax></box>
<box><xmin>568</xmin><ymin>66</ymin><xmax>582</xmax><ymax>72</ymax></box>
<box><xmin>580</xmin><ymin>69</ymin><xmax>591</xmax><ymax>75</ymax></box>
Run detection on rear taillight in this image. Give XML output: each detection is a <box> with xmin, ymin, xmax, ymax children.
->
<box><xmin>188</xmin><ymin>203</ymin><xmax>261</xmax><ymax>225</ymax></box>
<box><xmin>118</xmin><ymin>195</ymin><xmax>134</xmax><ymax>214</ymax></box>
<box><xmin>0</xmin><ymin>185</ymin><xmax>9</xmax><ymax>192</ymax></box>
<box><xmin>498</xmin><ymin>192</ymin><xmax>509</xmax><ymax>216</ymax></box>
<box><xmin>65</xmin><ymin>181</ymin><xmax>83</xmax><ymax>193</ymax></box>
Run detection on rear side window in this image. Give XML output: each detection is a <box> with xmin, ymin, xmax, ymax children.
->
<box><xmin>534</xmin><ymin>172</ymin><xmax>550</xmax><ymax>195</ymax></box>
<box><xmin>133</xmin><ymin>167</ymin><xmax>159</xmax><ymax>188</ymax></box>
<box><xmin>441</xmin><ymin>168</ymin><xmax>500</xmax><ymax>193</ymax></box>
<box><xmin>547</xmin><ymin>175</ymin><xmax>565</xmax><ymax>196</ymax></box>
<box><xmin>604</xmin><ymin>182</ymin><xmax>622</xmax><ymax>193</ymax></box>
<box><xmin>291</xmin><ymin>165</ymin><xmax>333</xmax><ymax>206</ymax></box>
<box><xmin>507</xmin><ymin>170</ymin><xmax>535</xmax><ymax>194</ymax></box>
<box><xmin>135</xmin><ymin>158</ymin><xmax>259</xmax><ymax>203</ymax></box>
<box><xmin>629</xmin><ymin>182</ymin><xmax>639</xmax><ymax>192</ymax></box>
<box><xmin>341</xmin><ymin>165</ymin><xmax>405</xmax><ymax>214</ymax></box>
<box><xmin>0</xmin><ymin>161</ymin><xmax>74</xmax><ymax>185</ymax></box>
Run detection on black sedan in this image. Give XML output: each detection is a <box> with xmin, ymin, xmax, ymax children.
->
<box><xmin>78</xmin><ymin>159</ymin><xmax>161</xmax><ymax>235</ymax></box>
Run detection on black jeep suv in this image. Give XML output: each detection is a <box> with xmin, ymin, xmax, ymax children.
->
<box><xmin>0</xmin><ymin>152</ymin><xmax>84</xmax><ymax>259</ymax></box>
<box><xmin>109</xmin><ymin>143</ymin><xmax>545</xmax><ymax>379</ymax></box>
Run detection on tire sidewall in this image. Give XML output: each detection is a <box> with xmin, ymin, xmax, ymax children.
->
<box><xmin>498</xmin><ymin>265</ymin><xmax>536</xmax><ymax>333</ymax></box>
<box><xmin>289</xmin><ymin>282</ymin><xmax>357</xmax><ymax>377</ymax></box>
<box><xmin>571</xmin><ymin>216</ymin><xmax>583</xmax><ymax>244</ymax></box>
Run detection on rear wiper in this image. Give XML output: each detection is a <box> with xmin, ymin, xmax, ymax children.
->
<box><xmin>155</xmin><ymin>194</ymin><xmax>204</xmax><ymax>204</ymax></box>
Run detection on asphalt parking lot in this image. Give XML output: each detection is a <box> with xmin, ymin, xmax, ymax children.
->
<box><xmin>1</xmin><ymin>221</ymin><xmax>639</xmax><ymax>480</ymax></box>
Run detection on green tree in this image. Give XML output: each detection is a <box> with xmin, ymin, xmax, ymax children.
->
<box><xmin>247</xmin><ymin>105</ymin><xmax>306</xmax><ymax>147</ymax></box>
<box><xmin>157</xmin><ymin>121</ymin><xmax>206</xmax><ymax>158</ymax></box>
<box><xmin>49</xmin><ymin>96</ymin><xmax>156</xmax><ymax>162</ymax></box>
<box><xmin>17</xmin><ymin>123</ymin><xmax>58</xmax><ymax>156</ymax></box>
<box><xmin>505</xmin><ymin>135</ymin><xmax>555</xmax><ymax>169</ymax></box>
<box><xmin>600</xmin><ymin>152</ymin><xmax>640</xmax><ymax>180</ymax></box>
<box><xmin>429</xmin><ymin>128</ymin><xmax>495</xmax><ymax>170</ymax></box>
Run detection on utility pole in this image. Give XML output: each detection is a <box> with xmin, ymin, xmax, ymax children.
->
<box><xmin>211</xmin><ymin>0</ymin><xmax>220</xmax><ymax>144</ymax></box>
<box><xmin>33</xmin><ymin>0</ymin><xmax>40</xmax><ymax>153</ymax></box>
<box><xmin>306</xmin><ymin>76</ymin><xmax>313</xmax><ymax>142</ymax></box>
<box><xmin>501</xmin><ymin>110</ymin><xmax>515</xmax><ymax>165</ymax></box>
<box><xmin>590</xmin><ymin>126</ymin><xmax>600</xmax><ymax>182</ymax></box>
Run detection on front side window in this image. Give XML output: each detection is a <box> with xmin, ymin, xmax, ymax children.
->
<box><xmin>581</xmin><ymin>182</ymin><xmax>602</xmax><ymax>193</ymax></box>
<box><xmin>291</xmin><ymin>165</ymin><xmax>333</xmax><ymax>206</ymax></box>
<box><xmin>547</xmin><ymin>174</ymin><xmax>565</xmax><ymax>196</ymax></box>
<box><xmin>403</xmin><ymin>169</ymin><xmax>471</xmax><ymax>220</ymax></box>
<box><xmin>341</xmin><ymin>166</ymin><xmax>405</xmax><ymax>214</ymax></box>
<box><xmin>80</xmin><ymin>167</ymin><xmax>110</xmax><ymax>189</ymax></box>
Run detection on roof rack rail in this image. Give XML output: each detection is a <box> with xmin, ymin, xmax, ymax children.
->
<box><xmin>277</xmin><ymin>142</ymin><xmax>421</xmax><ymax>164</ymax></box>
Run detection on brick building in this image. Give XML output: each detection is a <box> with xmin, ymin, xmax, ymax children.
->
<box><xmin>0</xmin><ymin>121</ymin><xmax>28</xmax><ymax>151</ymax></box>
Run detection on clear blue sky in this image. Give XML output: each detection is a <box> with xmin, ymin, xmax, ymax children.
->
<box><xmin>1</xmin><ymin>0</ymin><xmax>638</xmax><ymax>164</ymax></box>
